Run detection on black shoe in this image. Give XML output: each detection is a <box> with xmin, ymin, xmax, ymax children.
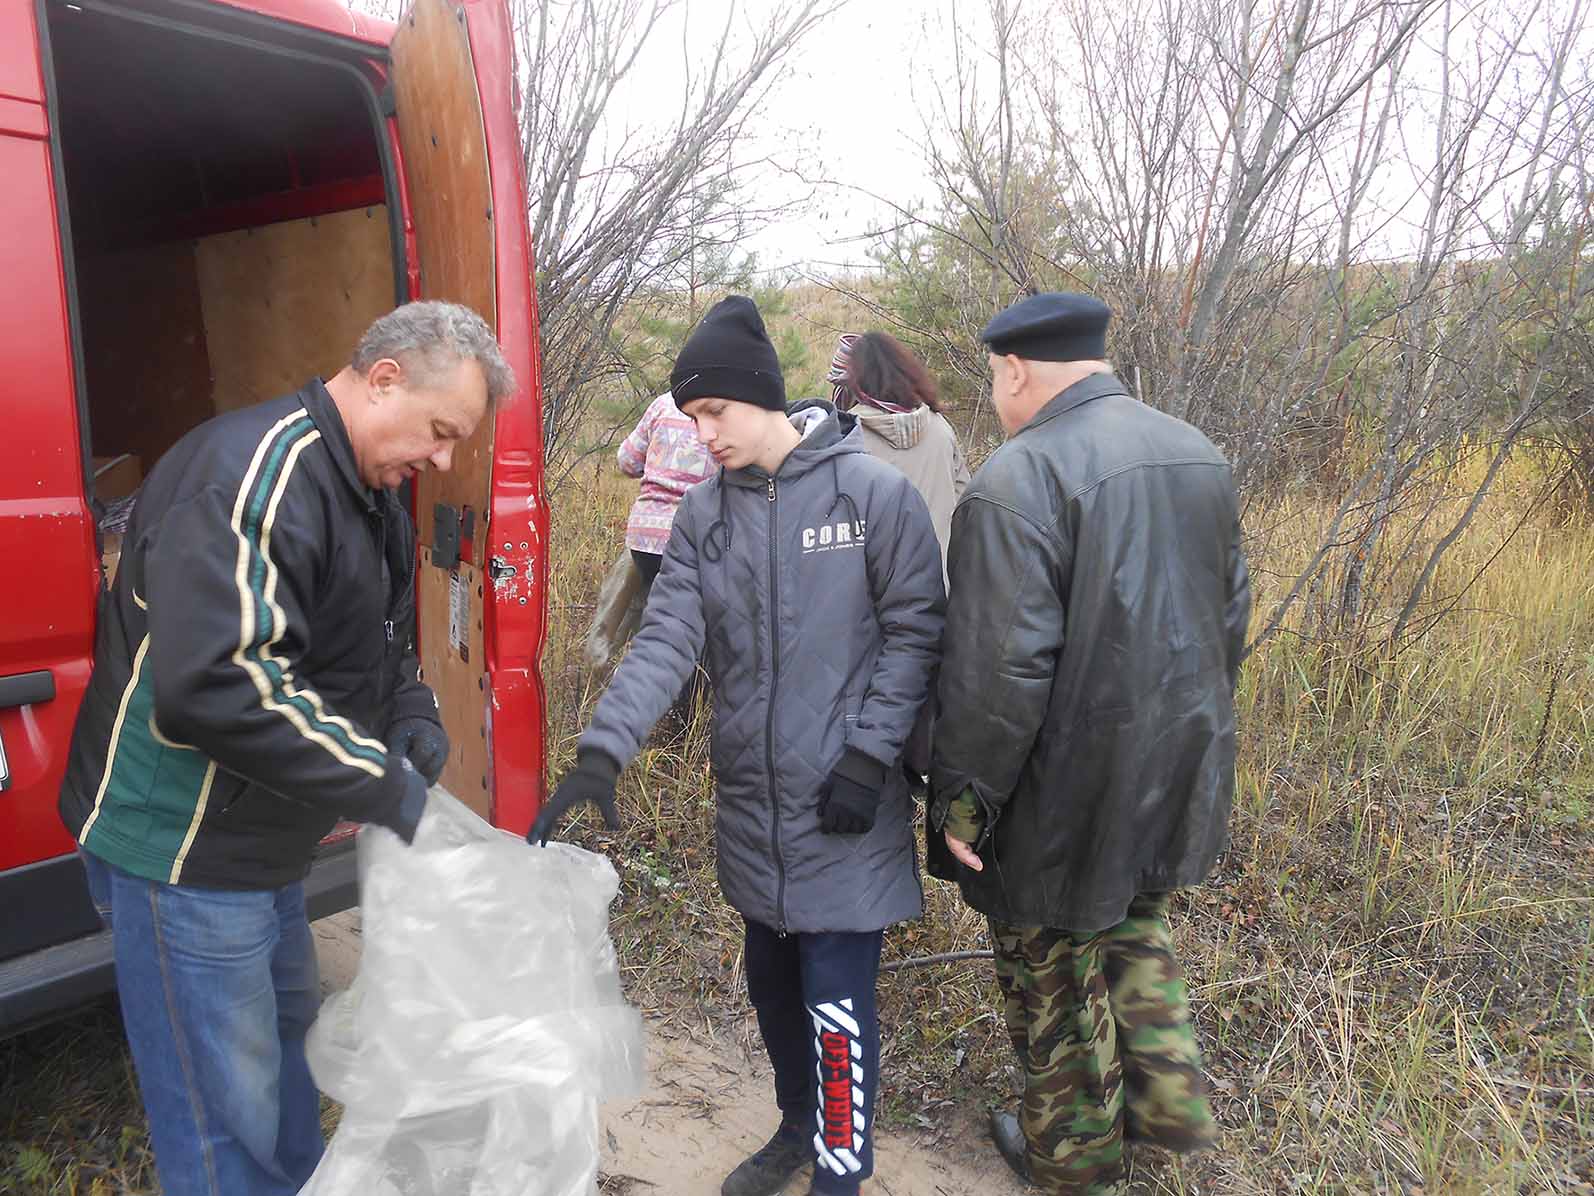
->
<box><xmin>722</xmin><ymin>1122</ymin><xmax>811</xmax><ymax>1196</ymax></box>
<box><xmin>989</xmin><ymin>1108</ymin><xmax>1033</xmax><ymax>1185</ymax></box>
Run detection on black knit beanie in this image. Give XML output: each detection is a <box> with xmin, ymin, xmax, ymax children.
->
<box><xmin>670</xmin><ymin>295</ymin><xmax>786</xmax><ymax>412</ymax></box>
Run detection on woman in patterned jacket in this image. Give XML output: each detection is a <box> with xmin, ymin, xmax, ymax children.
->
<box><xmin>617</xmin><ymin>392</ymin><xmax>716</xmax><ymax>585</ymax></box>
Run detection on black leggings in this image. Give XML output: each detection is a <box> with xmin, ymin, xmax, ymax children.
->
<box><xmin>631</xmin><ymin>550</ymin><xmax>663</xmax><ymax>586</ymax></box>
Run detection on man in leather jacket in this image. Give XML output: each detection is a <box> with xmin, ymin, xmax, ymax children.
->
<box><xmin>929</xmin><ymin>292</ymin><xmax>1251</xmax><ymax>1194</ymax></box>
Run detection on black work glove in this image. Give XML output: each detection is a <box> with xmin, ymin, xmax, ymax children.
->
<box><xmin>379</xmin><ymin>761</ymin><xmax>429</xmax><ymax>845</ymax></box>
<box><xmin>387</xmin><ymin>716</ymin><xmax>449</xmax><ymax>786</ymax></box>
<box><xmin>527</xmin><ymin>749</ymin><xmax>621</xmax><ymax>846</ymax></box>
<box><xmin>819</xmin><ymin>747</ymin><xmax>888</xmax><ymax>835</ymax></box>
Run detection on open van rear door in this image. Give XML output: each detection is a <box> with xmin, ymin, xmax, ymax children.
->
<box><xmin>388</xmin><ymin>0</ymin><xmax>547</xmax><ymax>830</ymax></box>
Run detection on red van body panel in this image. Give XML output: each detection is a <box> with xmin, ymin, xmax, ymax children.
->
<box><xmin>454</xmin><ymin>0</ymin><xmax>549</xmax><ymax>834</ymax></box>
<box><xmin>0</xmin><ymin>0</ymin><xmax>98</xmax><ymax>874</ymax></box>
<box><xmin>195</xmin><ymin>0</ymin><xmax>395</xmax><ymax>41</ymax></box>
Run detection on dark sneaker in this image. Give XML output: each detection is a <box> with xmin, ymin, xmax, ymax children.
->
<box><xmin>989</xmin><ymin>1108</ymin><xmax>1034</xmax><ymax>1185</ymax></box>
<box><xmin>722</xmin><ymin>1122</ymin><xmax>811</xmax><ymax>1196</ymax></box>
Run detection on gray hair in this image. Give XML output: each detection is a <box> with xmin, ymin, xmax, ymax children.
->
<box><xmin>352</xmin><ymin>301</ymin><xmax>516</xmax><ymax>406</ymax></box>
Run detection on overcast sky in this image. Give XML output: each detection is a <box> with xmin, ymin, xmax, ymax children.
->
<box><xmin>599</xmin><ymin>0</ymin><xmax>964</xmax><ymax>277</ymax></box>
<box><xmin>586</xmin><ymin>0</ymin><xmax>1592</xmax><ymax>276</ymax></box>
<box><xmin>358</xmin><ymin>0</ymin><xmax>1588</xmax><ymax>277</ymax></box>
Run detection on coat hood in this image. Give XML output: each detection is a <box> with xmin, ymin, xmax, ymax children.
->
<box><xmin>852</xmin><ymin>403</ymin><xmax>933</xmax><ymax>451</ymax></box>
<box><xmin>709</xmin><ymin>401</ymin><xmax>873</xmax><ymax>566</ymax></box>
<box><xmin>722</xmin><ymin>399</ymin><xmax>867</xmax><ymax>489</ymax></box>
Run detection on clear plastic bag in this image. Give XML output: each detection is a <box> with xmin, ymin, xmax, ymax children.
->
<box><xmin>299</xmin><ymin>789</ymin><xmax>645</xmax><ymax>1196</ymax></box>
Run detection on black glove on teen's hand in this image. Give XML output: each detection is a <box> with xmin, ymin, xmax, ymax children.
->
<box><xmin>819</xmin><ymin>747</ymin><xmax>888</xmax><ymax>835</ymax></box>
<box><xmin>387</xmin><ymin>717</ymin><xmax>449</xmax><ymax>786</ymax></box>
<box><xmin>527</xmin><ymin>749</ymin><xmax>621</xmax><ymax>846</ymax></box>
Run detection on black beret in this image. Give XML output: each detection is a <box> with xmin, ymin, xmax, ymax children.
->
<box><xmin>981</xmin><ymin>292</ymin><xmax>1111</xmax><ymax>362</ymax></box>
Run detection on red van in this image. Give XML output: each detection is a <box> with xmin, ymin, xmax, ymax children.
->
<box><xmin>0</xmin><ymin>0</ymin><xmax>548</xmax><ymax>1034</ymax></box>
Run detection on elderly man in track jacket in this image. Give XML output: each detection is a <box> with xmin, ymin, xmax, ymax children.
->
<box><xmin>59</xmin><ymin>301</ymin><xmax>515</xmax><ymax>1196</ymax></box>
<box><xmin>531</xmin><ymin>295</ymin><xmax>946</xmax><ymax>1196</ymax></box>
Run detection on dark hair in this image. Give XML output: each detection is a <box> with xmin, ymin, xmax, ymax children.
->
<box><xmin>844</xmin><ymin>332</ymin><xmax>942</xmax><ymax>413</ymax></box>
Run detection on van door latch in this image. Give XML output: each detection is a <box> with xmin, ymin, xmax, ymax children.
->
<box><xmin>488</xmin><ymin>556</ymin><xmax>517</xmax><ymax>582</ymax></box>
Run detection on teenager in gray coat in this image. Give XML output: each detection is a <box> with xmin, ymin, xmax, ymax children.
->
<box><xmin>530</xmin><ymin>296</ymin><xmax>946</xmax><ymax>1196</ymax></box>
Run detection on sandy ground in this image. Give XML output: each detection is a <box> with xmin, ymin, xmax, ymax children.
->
<box><xmin>311</xmin><ymin>911</ymin><xmax>1028</xmax><ymax>1196</ymax></box>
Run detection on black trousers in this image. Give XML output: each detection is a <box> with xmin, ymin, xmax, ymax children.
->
<box><xmin>743</xmin><ymin>918</ymin><xmax>884</xmax><ymax>1193</ymax></box>
<box><xmin>630</xmin><ymin>549</ymin><xmax>663</xmax><ymax>586</ymax></box>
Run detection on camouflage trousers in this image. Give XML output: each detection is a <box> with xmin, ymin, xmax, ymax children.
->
<box><xmin>989</xmin><ymin>892</ymin><xmax>1217</xmax><ymax>1195</ymax></box>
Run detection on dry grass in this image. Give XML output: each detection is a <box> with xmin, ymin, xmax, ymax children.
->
<box><xmin>0</xmin><ymin>1001</ymin><xmax>156</xmax><ymax>1193</ymax></box>
<box><xmin>549</xmin><ymin>474</ymin><xmax>1594</xmax><ymax>1196</ymax></box>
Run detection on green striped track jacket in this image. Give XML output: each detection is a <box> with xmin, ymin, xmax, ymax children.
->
<box><xmin>60</xmin><ymin>381</ymin><xmax>436</xmax><ymax>889</ymax></box>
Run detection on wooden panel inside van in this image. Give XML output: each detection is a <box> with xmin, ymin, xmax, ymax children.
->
<box><xmin>390</xmin><ymin>0</ymin><xmax>497</xmax><ymax>541</ymax></box>
<box><xmin>390</xmin><ymin>0</ymin><xmax>499</xmax><ymax>815</ymax></box>
<box><xmin>195</xmin><ymin>206</ymin><xmax>394</xmax><ymax>412</ymax></box>
<box><xmin>76</xmin><ymin>207</ymin><xmax>394</xmax><ymax>476</ymax></box>
<box><xmin>417</xmin><ymin>551</ymin><xmax>489</xmax><ymax>815</ymax></box>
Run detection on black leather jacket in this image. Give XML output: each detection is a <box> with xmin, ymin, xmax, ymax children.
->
<box><xmin>929</xmin><ymin>372</ymin><xmax>1250</xmax><ymax>932</ymax></box>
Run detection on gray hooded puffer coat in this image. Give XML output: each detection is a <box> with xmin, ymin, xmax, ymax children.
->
<box><xmin>582</xmin><ymin>402</ymin><xmax>947</xmax><ymax>933</ymax></box>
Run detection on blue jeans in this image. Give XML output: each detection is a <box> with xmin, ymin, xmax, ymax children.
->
<box><xmin>80</xmin><ymin>850</ymin><xmax>324</xmax><ymax>1196</ymax></box>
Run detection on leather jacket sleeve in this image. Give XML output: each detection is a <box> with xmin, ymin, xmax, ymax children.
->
<box><xmin>930</xmin><ymin>494</ymin><xmax>1069</xmax><ymax>826</ymax></box>
<box><xmin>1224</xmin><ymin>510</ymin><xmax>1252</xmax><ymax>690</ymax></box>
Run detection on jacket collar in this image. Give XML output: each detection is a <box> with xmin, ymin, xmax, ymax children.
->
<box><xmin>302</xmin><ymin>379</ymin><xmax>378</xmax><ymax>513</ymax></box>
<box><xmin>1019</xmin><ymin>371</ymin><xmax>1130</xmax><ymax>435</ymax></box>
<box><xmin>722</xmin><ymin>400</ymin><xmax>866</xmax><ymax>488</ymax></box>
